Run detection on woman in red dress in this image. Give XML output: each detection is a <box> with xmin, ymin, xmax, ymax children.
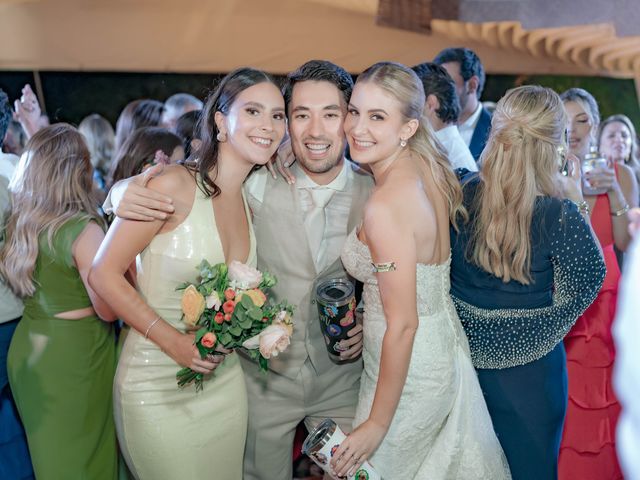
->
<box><xmin>559</xmin><ymin>88</ymin><xmax>639</xmax><ymax>480</ymax></box>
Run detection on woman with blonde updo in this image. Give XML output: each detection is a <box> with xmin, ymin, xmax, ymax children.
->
<box><xmin>449</xmin><ymin>86</ymin><xmax>606</xmax><ymax>479</ymax></box>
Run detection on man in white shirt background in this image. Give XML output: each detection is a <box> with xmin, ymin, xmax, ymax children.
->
<box><xmin>434</xmin><ymin>47</ymin><xmax>492</xmax><ymax>162</ymax></box>
<box><xmin>412</xmin><ymin>62</ymin><xmax>477</xmax><ymax>172</ymax></box>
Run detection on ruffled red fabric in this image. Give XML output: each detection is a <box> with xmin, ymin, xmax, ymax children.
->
<box><xmin>559</xmin><ymin>192</ymin><xmax>623</xmax><ymax>480</ymax></box>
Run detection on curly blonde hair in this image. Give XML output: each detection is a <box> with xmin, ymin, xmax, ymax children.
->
<box><xmin>470</xmin><ymin>85</ymin><xmax>567</xmax><ymax>284</ymax></box>
<box><xmin>0</xmin><ymin>124</ymin><xmax>103</xmax><ymax>296</ymax></box>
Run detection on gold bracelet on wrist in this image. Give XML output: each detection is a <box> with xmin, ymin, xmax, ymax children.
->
<box><xmin>574</xmin><ymin>200</ymin><xmax>590</xmax><ymax>216</ymax></box>
<box><xmin>144</xmin><ymin>316</ymin><xmax>161</xmax><ymax>340</ymax></box>
<box><xmin>611</xmin><ymin>204</ymin><xmax>630</xmax><ymax>217</ymax></box>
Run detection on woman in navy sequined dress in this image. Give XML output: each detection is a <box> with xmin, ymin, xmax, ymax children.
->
<box><xmin>450</xmin><ymin>86</ymin><xmax>605</xmax><ymax>480</ymax></box>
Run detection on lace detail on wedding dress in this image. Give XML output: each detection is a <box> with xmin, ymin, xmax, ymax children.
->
<box><xmin>341</xmin><ymin>230</ymin><xmax>511</xmax><ymax>480</ymax></box>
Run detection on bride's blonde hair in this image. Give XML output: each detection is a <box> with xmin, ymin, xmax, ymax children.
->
<box><xmin>470</xmin><ymin>85</ymin><xmax>566</xmax><ymax>284</ymax></box>
<box><xmin>0</xmin><ymin>124</ymin><xmax>103</xmax><ymax>297</ymax></box>
<box><xmin>357</xmin><ymin>62</ymin><xmax>466</xmax><ymax>228</ymax></box>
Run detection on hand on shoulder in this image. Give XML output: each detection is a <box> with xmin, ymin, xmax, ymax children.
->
<box><xmin>110</xmin><ymin>163</ymin><xmax>176</xmax><ymax>221</ymax></box>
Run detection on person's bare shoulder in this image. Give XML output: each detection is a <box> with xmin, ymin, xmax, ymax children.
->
<box><xmin>146</xmin><ymin>164</ymin><xmax>195</xmax><ymax>198</ymax></box>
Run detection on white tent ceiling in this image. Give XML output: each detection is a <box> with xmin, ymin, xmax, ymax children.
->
<box><xmin>0</xmin><ymin>0</ymin><xmax>638</xmax><ymax>93</ymax></box>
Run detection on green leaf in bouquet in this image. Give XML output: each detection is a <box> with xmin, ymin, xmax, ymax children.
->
<box><xmin>239</xmin><ymin>317</ymin><xmax>253</xmax><ymax>329</ymax></box>
<box><xmin>197</xmin><ymin>259</ymin><xmax>214</xmax><ymax>276</ymax></box>
<box><xmin>175</xmin><ymin>281</ymin><xmax>192</xmax><ymax>291</ymax></box>
<box><xmin>243</xmin><ymin>348</ymin><xmax>259</xmax><ymax>361</ymax></box>
<box><xmin>247</xmin><ymin>307</ymin><xmax>264</xmax><ymax>321</ymax></box>
<box><xmin>201</xmin><ymin>279</ymin><xmax>216</xmax><ymax>296</ymax></box>
<box><xmin>260</xmin><ymin>271</ymin><xmax>277</xmax><ymax>289</ymax></box>
<box><xmin>195</xmin><ymin>327</ymin><xmax>208</xmax><ymax>343</ymax></box>
<box><xmin>240</xmin><ymin>294</ymin><xmax>254</xmax><ymax>309</ymax></box>
<box><xmin>233</xmin><ymin>307</ymin><xmax>246</xmax><ymax>321</ymax></box>
<box><xmin>229</xmin><ymin>324</ymin><xmax>243</xmax><ymax>336</ymax></box>
<box><xmin>196</xmin><ymin>342</ymin><xmax>210</xmax><ymax>359</ymax></box>
<box><xmin>258</xmin><ymin>355</ymin><xmax>269</xmax><ymax>372</ymax></box>
<box><xmin>215</xmin><ymin>264</ymin><xmax>229</xmax><ymax>292</ymax></box>
<box><xmin>219</xmin><ymin>331</ymin><xmax>233</xmax><ymax>345</ymax></box>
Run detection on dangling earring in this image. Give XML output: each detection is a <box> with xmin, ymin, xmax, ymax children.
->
<box><xmin>216</xmin><ymin>131</ymin><xmax>227</xmax><ymax>142</ymax></box>
<box><xmin>400</xmin><ymin>138</ymin><xmax>407</xmax><ymax>148</ymax></box>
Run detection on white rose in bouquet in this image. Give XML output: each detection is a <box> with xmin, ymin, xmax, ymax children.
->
<box><xmin>243</xmin><ymin>323</ymin><xmax>292</xmax><ymax>359</ymax></box>
<box><xmin>228</xmin><ymin>260</ymin><xmax>263</xmax><ymax>289</ymax></box>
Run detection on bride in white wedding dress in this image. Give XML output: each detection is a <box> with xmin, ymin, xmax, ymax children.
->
<box><xmin>332</xmin><ymin>62</ymin><xmax>510</xmax><ymax>479</ymax></box>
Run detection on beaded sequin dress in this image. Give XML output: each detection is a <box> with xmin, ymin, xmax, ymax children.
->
<box><xmin>449</xmin><ymin>173</ymin><xmax>606</xmax><ymax>479</ymax></box>
<box><xmin>341</xmin><ymin>230</ymin><xmax>511</xmax><ymax>479</ymax></box>
<box><xmin>114</xmin><ymin>180</ymin><xmax>251</xmax><ymax>479</ymax></box>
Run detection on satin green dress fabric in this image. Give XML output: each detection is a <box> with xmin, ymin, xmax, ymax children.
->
<box><xmin>115</xmin><ymin>181</ymin><xmax>252</xmax><ymax>479</ymax></box>
<box><xmin>7</xmin><ymin>216</ymin><xmax>117</xmax><ymax>480</ymax></box>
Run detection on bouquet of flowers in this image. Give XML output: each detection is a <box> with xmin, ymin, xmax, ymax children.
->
<box><xmin>177</xmin><ymin>259</ymin><xmax>294</xmax><ymax>391</ymax></box>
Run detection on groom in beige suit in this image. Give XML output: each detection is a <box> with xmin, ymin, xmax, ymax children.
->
<box><xmin>241</xmin><ymin>60</ymin><xmax>372</xmax><ymax>479</ymax></box>
<box><xmin>106</xmin><ymin>61</ymin><xmax>373</xmax><ymax>479</ymax></box>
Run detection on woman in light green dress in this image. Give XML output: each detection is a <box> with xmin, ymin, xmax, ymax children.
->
<box><xmin>90</xmin><ymin>68</ymin><xmax>286</xmax><ymax>479</ymax></box>
<box><xmin>1</xmin><ymin>124</ymin><xmax>118</xmax><ymax>479</ymax></box>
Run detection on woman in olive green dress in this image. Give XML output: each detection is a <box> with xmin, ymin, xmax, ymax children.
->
<box><xmin>0</xmin><ymin>124</ymin><xmax>118</xmax><ymax>479</ymax></box>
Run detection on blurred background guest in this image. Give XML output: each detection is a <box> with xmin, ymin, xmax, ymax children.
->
<box><xmin>78</xmin><ymin>113</ymin><xmax>116</xmax><ymax>194</ymax></box>
<box><xmin>12</xmin><ymin>85</ymin><xmax>48</xmax><ymax>141</ymax></box>
<box><xmin>598</xmin><ymin>114</ymin><xmax>640</xmax><ymax>197</ymax></box>
<box><xmin>3</xmin><ymin>120</ymin><xmax>27</xmax><ymax>158</ymax></box>
<box><xmin>559</xmin><ymin>88</ymin><xmax>638</xmax><ymax>480</ymax></box>
<box><xmin>0</xmin><ymin>90</ymin><xmax>19</xmax><ymax>182</ymax></box>
<box><xmin>2</xmin><ymin>119</ymin><xmax>27</xmax><ymax>156</ymax></box>
<box><xmin>174</xmin><ymin>109</ymin><xmax>202</xmax><ymax>160</ymax></box>
<box><xmin>412</xmin><ymin>61</ymin><xmax>477</xmax><ymax>172</ymax></box>
<box><xmin>161</xmin><ymin>92</ymin><xmax>203</xmax><ymax>130</ymax></box>
<box><xmin>0</xmin><ymin>124</ymin><xmax>118</xmax><ymax>480</ymax></box>
<box><xmin>114</xmin><ymin>98</ymin><xmax>163</xmax><ymax>151</ymax></box>
<box><xmin>434</xmin><ymin>47</ymin><xmax>491</xmax><ymax>162</ymax></box>
<box><xmin>108</xmin><ymin>126</ymin><xmax>183</xmax><ymax>190</ymax></box>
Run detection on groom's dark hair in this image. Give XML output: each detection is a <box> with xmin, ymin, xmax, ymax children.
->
<box><xmin>283</xmin><ymin>60</ymin><xmax>354</xmax><ymax>115</ymax></box>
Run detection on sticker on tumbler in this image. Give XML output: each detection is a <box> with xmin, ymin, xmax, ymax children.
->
<box><xmin>340</xmin><ymin>310</ymin><xmax>355</xmax><ymax>327</ymax></box>
<box><xmin>355</xmin><ymin>470</ymin><xmax>370</xmax><ymax>480</ymax></box>
<box><xmin>326</xmin><ymin>324</ymin><xmax>342</xmax><ymax>337</ymax></box>
<box><xmin>324</xmin><ymin>305</ymin><xmax>339</xmax><ymax>318</ymax></box>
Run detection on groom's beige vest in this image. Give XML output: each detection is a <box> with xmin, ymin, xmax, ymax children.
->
<box><xmin>249</xmin><ymin>162</ymin><xmax>373</xmax><ymax>380</ymax></box>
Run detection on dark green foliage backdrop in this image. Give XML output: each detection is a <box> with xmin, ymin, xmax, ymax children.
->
<box><xmin>485</xmin><ymin>74</ymin><xmax>640</xmax><ymax>125</ymax></box>
<box><xmin>0</xmin><ymin>71</ymin><xmax>638</xmax><ymax>128</ymax></box>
